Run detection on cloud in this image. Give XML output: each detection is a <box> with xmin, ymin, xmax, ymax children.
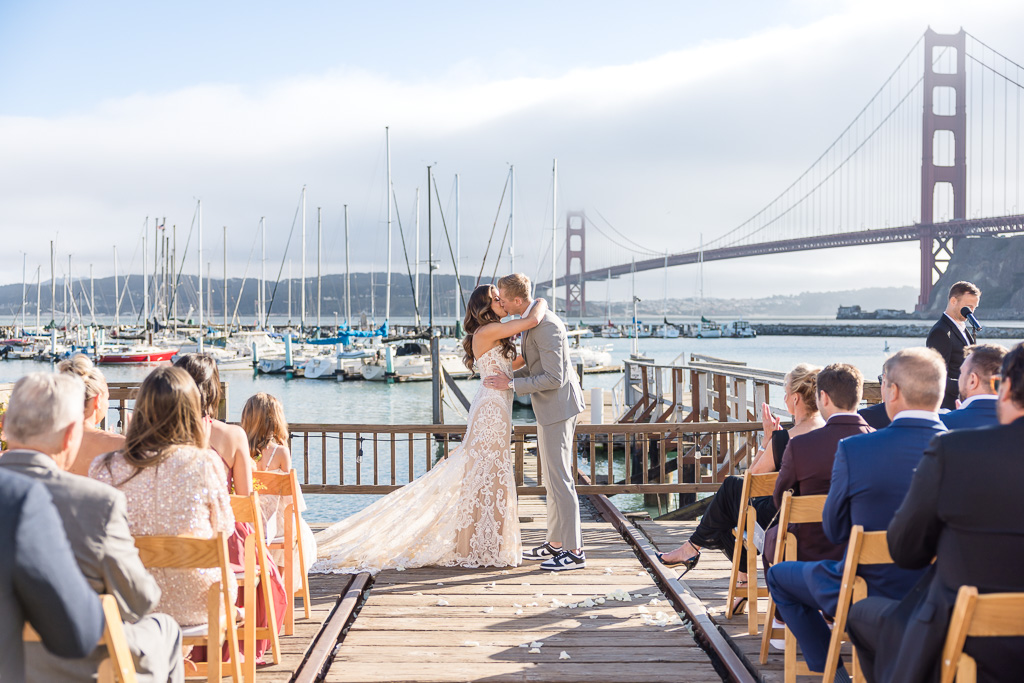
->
<box><xmin>1</xmin><ymin>0</ymin><xmax>1022</xmax><ymax>305</ymax></box>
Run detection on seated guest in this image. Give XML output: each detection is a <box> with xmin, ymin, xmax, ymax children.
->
<box><xmin>1</xmin><ymin>373</ymin><xmax>182</xmax><ymax>683</ymax></box>
<box><xmin>847</xmin><ymin>342</ymin><xmax>1024</xmax><ymax>683</ymax></box>
<box><xmin>174</xmin><ymin>354</ymin><xmax>253</xmax><ymax>494</ymax></box>
<box><xmin>656</xmin><ymin>364</ymin><xmax>824</xmax><ymax>604</ymax></box>
<box><xmin>241</xmin><ymin>392</ymin><xmax>317</xmax><ymax>570</ymax></box>
<box><xmin>941</xmin><ymin>343</ymin><xmax>1005</xmax><ymax>430</ymax></box>
<box><xmin>765</xmin><ymin>348</ymin><xmax>946</xmax><ymax>681</ymax></box>
<box><xmin>0</xmin><ymin>468</ymin><xmax>104</xmax><ymax>682</ymax></box>
<box><xmin>92</xmin><ymin>366</ymin><xmax>235</xmax><ymax>632</ymax></box>
<box><xmin>858</xmin><ymin>401</ymin><xmax>891</xmax><ymax>430</ymax></box>
<box><xmin>765</xmin><ymin>363</ymin><xmax>874</xmax><ymax>570</ymax></box>
<box><xmin>57</xmin><ymin>354</ymin><xmax>126</xmax><ymax>476</ymax></box>
<box><xmin>176</xmin><ymin>356</ymin><xmax>285</xmax><ymax>665</ymax></box>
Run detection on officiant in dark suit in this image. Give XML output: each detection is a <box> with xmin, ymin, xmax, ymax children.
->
<box><xmin>926</xmin><ymin>281</ymin><xmax>981</xmax><ymax>410</ymax></box>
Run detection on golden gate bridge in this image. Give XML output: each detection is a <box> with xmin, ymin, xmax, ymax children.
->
<box><xmin>537</xmin><ymin>29</ymin><xmax>1024</xmax><ymax>314</ymax></box>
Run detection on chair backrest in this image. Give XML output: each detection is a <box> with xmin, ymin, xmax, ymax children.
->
<box><xmin>747</xmin><ymin>471</ymin><xmax>779</xmax><ymax>498</ymax></box>
<box><xmin>134</xmin><ymin>533</ymin><xmax>230</xmax><ymax>571</ymax></box>
<box><xmin>23</xmin><ymin>594</ymin><xmax>138</xmax><ymax>683</ymax></box>
<box><xmin>230</xmin><ymin>492</ymin><xmax>265</xmax><ymax>538</ymax></box>
<box><xmin>773</xmin><ymin>491</ymin><xmax>828</xmax><ymax>564</ymax></box>
<box><xmin>940</xmin><ymin>586</ymin><xmax>1024</xmax><ymax>683</ymax></box>
<box><xmin>253</xmin><ymin>469</ymin><xmax>296</xmax><ymax>497</ymax></box>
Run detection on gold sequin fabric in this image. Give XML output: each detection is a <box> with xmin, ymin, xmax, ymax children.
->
<box><xmin>90</xmin><ymin>446</ymin><xmax>236</xmax><ymax>626</ymax></box>
<box><xmin>313</xmin><ymin>345</ymin><xmax>521</xmax><ymax>573</ymax></box>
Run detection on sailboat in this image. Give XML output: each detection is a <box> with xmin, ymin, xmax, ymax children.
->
<box><xmin>685</xmin><ymin>236</ymin><xmax>722</xmax><ymax>339</ymax></box>
<box><xmin>656</xmin><ymin>252</ymin><xmax>680</xmax><ymax>338</ymax></box>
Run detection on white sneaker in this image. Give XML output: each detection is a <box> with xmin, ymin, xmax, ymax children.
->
<box><xmin>540</xmin><ymin>549</ymin><xmax>586</xmax><ymax>572</ymax></box>
<box><xmin>769</xmin><ymin>619</ymin><xmax>786</xmax><ymax>651</ymax></box>
<box><xmin>522</xmin><ymin>542</ymin><xmax>560</xmax><ymax>562</ymax></box>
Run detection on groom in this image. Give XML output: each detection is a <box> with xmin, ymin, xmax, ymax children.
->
<box><xmin>483</xmin><ymin>273</ymin><xmax>587</xmax><ymax>571</ymax></box>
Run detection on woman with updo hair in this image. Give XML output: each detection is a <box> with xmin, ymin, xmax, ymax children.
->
<box><xmin>58</xmin><ymin>353</ymin><xmax>126</xmax><ymax>476</ymax></box>
<box><xmin>655</xmin><ymin>363</ymin><xmax>824</xmax><ymax>613</ymax></box>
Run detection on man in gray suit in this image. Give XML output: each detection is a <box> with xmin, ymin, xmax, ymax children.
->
<box><xmin>485</xmin><ymin>274</ymin><xmax>587</xmax><ymax>571</ymax></box>
<box><xmin>1</xmin><ymin>373</ymin><xmax>184</xmax><ymax>683</ymax></box>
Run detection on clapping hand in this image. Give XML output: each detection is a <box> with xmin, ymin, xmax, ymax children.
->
<box><xmin>761</xmin><ymin>402</ymin><xmax>781</xmax><ymax>437</ymax></box>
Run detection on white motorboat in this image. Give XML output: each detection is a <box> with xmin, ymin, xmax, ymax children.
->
<box><xmin>361</xmin><ymin>341</ymin><xmax>473</xmax><ymax>382</ymax></box>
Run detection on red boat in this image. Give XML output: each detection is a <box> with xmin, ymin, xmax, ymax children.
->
<box><xmin>97</xmin><ymin>347</ymin><xmax>178</xmax><ymax>364</ymax></box>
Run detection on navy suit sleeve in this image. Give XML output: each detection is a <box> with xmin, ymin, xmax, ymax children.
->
<box><xmin>773</xmin><ymin>439</ymin><xmax>798</xmax><ymax>509</ymax></box>
<box><xmin>887</xmin><ymin>434</ymin><xmax>944</xmax><ymax>569</ymax></box>
<box><xmin>822</xmin><ymin>441</ymin><xmax>853</xmax><ymax>545</ymax></box>
<box><xmin>14</xmin><ymin>481</ymin><xmax>104</xmax><ymax>658</ymax></box>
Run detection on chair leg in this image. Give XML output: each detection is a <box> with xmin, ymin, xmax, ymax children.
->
<box><xmin>97</xmin><ymin>659</ymin><xmax>114</xmax><ymax>683</ymax></box>
<box><xmin>243</xmin><ymin>537</ymin><xmax>256</xmax><ymax>683</ymax></box>
<box><xmin>746</xmin><ymin>514</ymin><xmax>760</xmax><ymax>636</ymax></box>
<box><xmin>207</xmin><ymin>587</ymin><xmax>221</xmax><ymax>683</ymax></box>
<box><xmin>759</xmin><ymin>598</ymin><xmax>777</xmax><ymax>665</ymax></box>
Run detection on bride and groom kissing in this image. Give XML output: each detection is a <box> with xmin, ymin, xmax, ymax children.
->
<box><xmin>312</xmin><ymin>273</ymin><xmax>587</xmax><ymax>574</ymax></box>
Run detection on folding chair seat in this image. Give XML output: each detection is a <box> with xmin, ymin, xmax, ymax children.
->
<box><xmin>940</xmin><ymin>586</ymin><xmax>1024</xmax><ymax>683</ymax></box>
<box><xmin>725</xmin><ymin>469</ymin><xmax>779</xmax><ymax>635</ymax></box>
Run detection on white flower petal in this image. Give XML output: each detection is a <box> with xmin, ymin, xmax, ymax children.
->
<box><xmin>514</xmin><ymin>609</ymin><xmax>523</xmax><ymax>615</ymax></box>
<box><xmin>569</xmin><ymin>603</ymin><xmax>578</xmax><ymax>609</ymax></box>
<box><xmin>436</xmin><ymin>599</ymin><xmax>449</xmax><ymax>606</ymax></box>
<box><xmin>481</xmin><ymin>607</ymin><xmax>494</xmax><ymax>613</ymax></box>
<box><xmin>559</xmin><ymin>651</ymin><xmax>571</xmax><ymax>660</ymax></box>
<box><xmin>436</xmin><ymin>582</ymin><xmax>444</xmax><ymax>586</ymax></box>
<box><xmin>637</xmin><ymin>606</ymin><xmax>650</xmax><ymax>614</ymax></box>
<box><xmin>512</xmin><ymin>602</ymin><xmax>522</xmax><ymax>608</ymax></box>
<box><xmin>518</xmin><ymin>644</ymin><xmax>529</xmax><ymax>648</ymax></box>
<box><xmin>413</xmin><ymin>592</ymin><xmax>423</xmax><ymax>596</ymax></box>
<box><xmin>528</xmin><ymin>648</ymin><xmax>541</xmax><ymax>654</ymax></box>
<box><xmin>596</xmin><ymin>597</ymin><xmax>606</xmax><ymax>605</ymax></box>
<box><xmin>589</xmin><ymin>615</ymin><xmax>598</xmax><ymax>619</ymax></box>
<box><xmin>463</xmin><ymin>640</ymin><xmax>479</xmax><ymax>647</ymax></box>
<box><xmin>395</xmin><ymin>566</ymin><xmax>405</xmax><ymax>571</ymax></box>
<box><xmin>581</xmin><ymin>598</ymin><xmax>595</xmax><ymax>608</ymax></box>
<box><xmin>530</xmin><ymin>641</ymin><xmax>544</xmax><ymax>648</ymax></box>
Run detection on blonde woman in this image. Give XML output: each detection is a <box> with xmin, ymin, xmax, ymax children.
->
<box><xmin>240</xmin><ymin>392</ymin><xmax>317</xmax><ymax>570</ymax></box>
<box><xmin>655</xmin><ymin>364</ymin><xmax>824</xmax><ymax>610</ymax></box>
<box><xmin>57</xmin><ymin>354</ymin><xmax>125</xmax><ymax>476</ymax></box>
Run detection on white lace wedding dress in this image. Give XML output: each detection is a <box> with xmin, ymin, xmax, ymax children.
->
<box><xmin>311</xmin><ymin>345</ymin><xmax>521</xmax><ymax>574</ymax></box>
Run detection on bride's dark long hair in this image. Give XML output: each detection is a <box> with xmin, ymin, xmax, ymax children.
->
<box><xmin>462</xmin><ymin>284</ymin><xmax>517</xmax><ymax>371</ymax></box>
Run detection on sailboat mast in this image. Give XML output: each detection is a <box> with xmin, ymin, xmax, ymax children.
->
<box><xmin>35</xmin><ymin>266</ymin><xmax>41</xmax><ymax>333</ymax></box>
<box><xmin>287</xmin><ymin>260</ymin><xmax>292</xmax><ymax>325</ymax></box>
<box><xmin>171</xmin><ymin>225</ymin><xmax>177</xmax><ymax>335</ymax></box>
<box><xmin>663</xmin><ymin>251</ymin><xmax>668</xmax><ymax>321</ymax></box>
<box><xmin>300</xmin><ymin>186</ymin><xmax>306</xmax><ymax>332</ymax></box>
<box><xmin>89</xmin><ymin>264</ymin><xmax>95</xmax><ymax>325</ymax></box>
<box><xmin>317</xmin><ymin>207</ymin><xmax>322</xmax><ymax>331</ymax></box>
<box><xmin>427</xmin><ymin>165</ymin><xmax>433</xmax><ymax>330</ymax></box>
<box><xmin>455</xmin><ymin>173</ymin><xmax>461</xmax><ymax>322</ymax></box>
<box><xmin>509</xmin><ymin>165</ymin><xmax>515</xmax><ymax>273</ymax></box>
<box><xmin>551</xmin><ymin>159</ymin><xmax>557</xmax><ymax>308</ymax></box>
<box><xmin>631</xmin><ymin>257</ymin><xmax>638</xmax><ymax>356</ymax></box>
<box><xmin>113</xmin><ymin>246</ymin><xmax>119</xmax><ymax>329</ymax></box>
<box><xmin>344</xmin><ymin>205</ymin><xmax>351</xmax><ymax>327</ymax></box>
<box><xmin>414</xmin><ymin>188</ymin><xmax>420</xmax><ymax>327</ymax></box>
<box><xmin>385</xmin><ymin>126</ymin><xmax>392</xmax><ymax>324</ymax></box>
<box><xmin>222</xmin><ymin>225</ymin><xmax>228</xmax><ymax>334</ymax></box>
<box><xmin>198</xmin><ymin>200</ymin><xmax>204</xmax><ymax>353</ymax></box>
<box><xmin>143</xmin><ymin>219</ymin><xmax>149</xmax><ymax>328</ymax></box>
<box><xmin>50</xmin><ymin>240</ymin><xmax>55</xmax><ymax>327</ymax></box>
<box><xmin>20</xmin><ymin>252</ymin><xmax>26</xmax><ymax>331</ymax></box>
<box><xmin>260</xmin><ymin>217</ymin><xmax>266</xmax><ymax>329</ymax></box>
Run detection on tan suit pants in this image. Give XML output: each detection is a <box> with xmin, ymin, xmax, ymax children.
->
<box><xmin>537</xmin><ymin>415</ymin><xmax>583</xmax><ymax>549</ymax></box>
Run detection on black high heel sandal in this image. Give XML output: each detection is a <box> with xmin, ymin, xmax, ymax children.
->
<box><xmin>656</xmin><ymin>541</ymin><xmax>701</xmax><ymax>573</ymax></box>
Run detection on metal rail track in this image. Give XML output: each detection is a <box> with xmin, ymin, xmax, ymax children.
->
<box><xmin>588</xmin><ymin>492</ymin><xmax>758</xmax><ymax>683</ymax></box>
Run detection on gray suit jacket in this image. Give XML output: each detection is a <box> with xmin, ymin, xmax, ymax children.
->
<box><xmin>0</xmin><ymin>450</ymin><xmax>161</xmax><ymax>682</ymax></box>
<box><xmin>513</xmin><ymin>310</ymin><xmax>585</xmax><ymax>426</ymax></box>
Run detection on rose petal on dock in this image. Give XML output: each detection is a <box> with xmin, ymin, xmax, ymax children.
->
<box><xmin>559</xmin><ymin>651</ymin><xmax>571</xmax><ymax>660</ymax></box>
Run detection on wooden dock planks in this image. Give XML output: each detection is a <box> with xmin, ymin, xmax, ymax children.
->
<box><xmin>322</xmin><ymin>511</ymin><xmax>722</xmax><ymax>683</ymax></box>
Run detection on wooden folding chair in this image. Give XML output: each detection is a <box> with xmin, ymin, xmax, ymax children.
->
<box><xmin>940</xmin><ymin>586</ymin><xmax>1024</xmax><ymax>683</ymax></box>
<box><xmin>23</xmin><ymin>594</ymin><xmax>137</xmax><ymax>683</ymax></box>
<box><xmin>253</xmin><ymin>469</ymin><xmax>310</xmax><ymax>635</ymax></box>
<box><xmin>725</xmin><ymin>469</ymin><xmax>779</xmax><ymax>635</ymax></box>
<box><xmin>821</xmin><ymin>526</ymin><xmax>892</xmax><ymax>683</ymax></box>
<box><xmin>758</xmin><ymin>491</ymin><xmax>829</xmax><ymax>683</ymax></box>
<box><xmin>230</xmin><ymin>492</ymin><xmax>281</xmax><ymax>683</ymax></box>
<box><xmin>135</xmin><ymin>533</ymin><xmax>241</xmax><ymax>683</ymax></box>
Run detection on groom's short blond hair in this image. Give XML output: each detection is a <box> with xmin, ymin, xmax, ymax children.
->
<box><xmin>497</xmin><ymin>273</ymin><xmax>531</xmax><ymax>301</ymax></box>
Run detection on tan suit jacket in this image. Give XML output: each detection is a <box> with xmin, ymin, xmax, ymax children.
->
<box><xmin>513</xmin><ymin>310</ymin><xmax>585</xmax><ymax>426</ymax></box>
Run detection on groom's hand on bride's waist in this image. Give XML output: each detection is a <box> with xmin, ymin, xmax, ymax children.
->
<box><xmin>483</xmin><ymin>372</ymin><xmax>513</xmax><ymax>390</ymax></box>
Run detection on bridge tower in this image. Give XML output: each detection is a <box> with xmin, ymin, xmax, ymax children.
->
<box><xmin>565</xmin><ymin>211</ymin><xmax>586</xmax><ymax>318</ymax></box>
<box><xmin>918</xmin><ymin>28</ymin><xmax>967</xmax><ymax>311</ymax></box>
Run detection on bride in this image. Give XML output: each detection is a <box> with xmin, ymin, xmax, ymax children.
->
<box><xmin>311</xmin><ymin>284</ymin><xmax>547</xmax><ymax>574</ymax></box>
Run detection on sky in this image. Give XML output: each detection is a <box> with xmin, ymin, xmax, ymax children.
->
<box><xmin>2</xmin><ymin>0</ymin><xmax>1023</xmax><ymax>309</ymax></box>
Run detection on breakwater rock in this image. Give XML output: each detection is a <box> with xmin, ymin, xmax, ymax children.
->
<box><xmin>752</xmin><ymin>324</ymin><xmax>1023</xmax><ymax>339</ymax></box>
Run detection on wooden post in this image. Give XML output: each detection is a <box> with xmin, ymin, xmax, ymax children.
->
<box><xmin>430</xmin><ymin>334</ymin><xmax>443</xmax><ymax>424</ymax></box>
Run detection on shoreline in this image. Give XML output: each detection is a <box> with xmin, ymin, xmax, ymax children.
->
<box><xmin>751</xmin><ymin>323</ymin><xmax>1022</xmax><ymax>339</ymax></box>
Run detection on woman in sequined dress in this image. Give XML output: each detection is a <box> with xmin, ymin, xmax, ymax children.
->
<box><xmin>91</xmin><ymin>365</ymin><xmax>236</xmax><ymax>628</ymax></box>
<box><xmin>312</xmin><ymin>285</ymin><xmax>546</xmax><ymax>574</ymax></box>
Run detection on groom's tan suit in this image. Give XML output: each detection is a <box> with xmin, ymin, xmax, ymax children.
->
<box><xmin>513</xmin><ymin>310</ymin><xmax>586</xmax><ymax>548</ymax></box>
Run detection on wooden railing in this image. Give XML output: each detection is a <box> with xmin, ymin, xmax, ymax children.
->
<box><xmin>620</xmin><ymin>353</ymin><xmax>881</xmax><ymax>425</ymax></box>
<box><xmin>288</xmin><ymin>421</ymin><xmax>762</xmax><ymax>497</ymax></box>
<box><xmin>106</xmin><ymin>381</ymin><xmax>229</xmax><ymax>430</ymax></box>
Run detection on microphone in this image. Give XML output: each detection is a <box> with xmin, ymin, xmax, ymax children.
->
<box><xmin>960</xmin><ymin>306</ymin><xmax>983</xmax><ymax>332</ymax></box>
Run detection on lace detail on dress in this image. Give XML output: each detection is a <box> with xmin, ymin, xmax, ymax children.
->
<box><xmin>311</xmin><ymin>346</ymin><xmax>521</xmax><ymax>574</ymax></box>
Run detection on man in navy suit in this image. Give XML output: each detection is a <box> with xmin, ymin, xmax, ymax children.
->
<box><xmin>766</xmin><ymin>348</ymin><xmax>947</xmax><ymax>682</ymax></box>
<box><xmin>926</xmin><ymin>280</ymin><xmax>980</xmax><ymax>410</ymax></box>
<box><xmin>847</xmin><ymin>342</ymin><xmax>1024</xmax><ymax>682</ymax></box>
<box><xmin>0</xmin><ymin>468</ymin><xmax>104</xmax><ymax>682</ymax></box>
<box><xmin>941</xmin><ymin>343</ymin><xmax>1004</xmax><ymax>430</ymax></box>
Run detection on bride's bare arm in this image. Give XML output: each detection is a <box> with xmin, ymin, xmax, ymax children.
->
<box><xmin>475</xmin><ymin>298</ymin><xmax>547</xmax><ymax>346</ymax></box>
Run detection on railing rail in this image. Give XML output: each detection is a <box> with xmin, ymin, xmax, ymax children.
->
<box><xmin>289</xmin><ymin>421</ymin><xmax>762</xmax><ymax>497</ymax></box>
